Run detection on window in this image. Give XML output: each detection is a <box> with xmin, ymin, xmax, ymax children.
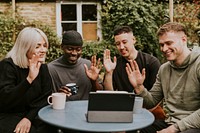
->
<box><xmin>82</xmin><ymin>5</ymin><xmax>97</xmax><ymax>21</ymax></box>
<box><xmin>56</xmin><ymin>2</ymin><xmax>101</xmax><ymax>41</ymax></box>
<box><xmin>61</xmin><ymin>4</ymin><xmax>77</xmax><ymax>31</ymax></box>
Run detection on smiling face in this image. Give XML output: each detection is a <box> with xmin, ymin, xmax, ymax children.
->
<box><xmin>158</xmin><ymin>31</ymin><xmax>187</xmax><ymax>65</ymax></box>
<box><xmin>27</xmin><ymin>38</ymin><xmax>48</xmax><ymax>63</ymax></box>
<box><xmin>114</xmin><ymin>32</ymin><xmax>137</xmax><ymax>60</ymax></box>
<box><xmin>62</xmin><ymin>45</ymin><xmax>82</xmax><ymax>64</ymax></box>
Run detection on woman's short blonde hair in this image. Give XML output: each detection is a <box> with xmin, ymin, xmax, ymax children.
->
<box><xmin>6</xmin><ymin>27</ymin><xmax>48</xmax><ymax>68</ymax></box>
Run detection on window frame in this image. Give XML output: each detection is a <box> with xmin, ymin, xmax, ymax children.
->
<box><xmin>56</xmin><ymin>1</ymin><xmax>102</xmax><ymax>41</ymax></box>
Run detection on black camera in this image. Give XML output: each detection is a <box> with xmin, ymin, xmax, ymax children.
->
<box><xmin>66</xmin><ymin>83</ymin><xmax>78</xmax><ymax>95</ymax></box>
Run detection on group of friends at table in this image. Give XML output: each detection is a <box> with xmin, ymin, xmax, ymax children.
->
<box><xmin>0</xmin><ymin>22</ymin><xmax>199</xmax><ymax>133</ymax></box>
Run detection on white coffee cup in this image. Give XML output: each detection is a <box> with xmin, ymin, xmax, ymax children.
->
<box><xmin>47</xmin><ymin>93</ymin><xmax>66</xmax><ymax>110</ymax></box>
<box><xmin>133</xmin><ymin>96</ymin><xmax>143</xmax><ymax>114</ymax></box>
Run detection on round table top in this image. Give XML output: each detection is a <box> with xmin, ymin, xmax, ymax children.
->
<box><xmin>38</xmin><ymin>100</ymin><xmax>154</xmax><ymax>132</ymax></box>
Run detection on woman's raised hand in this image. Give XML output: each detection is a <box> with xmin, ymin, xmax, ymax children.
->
<box><xmin>27</xmin><ymin>53</ymin><xmax>42</xmax><ymax>83</ymax></box>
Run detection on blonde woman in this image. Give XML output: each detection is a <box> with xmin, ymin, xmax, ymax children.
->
<box><xmin>0</xmin><ymin>27</ymin><xmax>56</xmax><ymax>133</ymax></box>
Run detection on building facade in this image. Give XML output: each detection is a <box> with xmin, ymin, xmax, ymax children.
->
<box><xmin>0</xmin><ymin>0</ymin><xmax>102</xmax><ymax>41</ymax></box>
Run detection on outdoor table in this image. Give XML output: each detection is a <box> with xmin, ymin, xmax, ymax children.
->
<box><xmin>38</xmin><ymin>100</ymin><xmax>154</xmax><ymax>132</ymax></box>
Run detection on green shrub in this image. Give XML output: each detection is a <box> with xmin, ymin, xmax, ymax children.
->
<box><xmin>0</xmin><ymin>12</ymin><xmax>22</xmax><ymax>59</ymax></box>
<box><xmin>173</xmin><ymin>0</ymin><xmax>200</xmax><ymax>46</ymax></box>
<box><xmin>100</xmin><ymin>0</ymin><xmax>168</xmax><ymax>62</ymax></box>
<box><xmin>82</xmin><ymin>40</ymin><xmax>119</xmax><ymax>60</ymax></box>
<box><xmin>0</xmin><ymin>12</ymin><xmax>62</xmax><ymax>62</ymax></box>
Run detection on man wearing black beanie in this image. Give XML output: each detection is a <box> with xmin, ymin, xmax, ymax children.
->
<box><xmin>62</xmin><ymin>30</ymin><xmax>83</xmax><ymax>46</ymax></box>
<box><xmin>48</xmin><ymin>30</ymin><xmax>103</xmax><ymax>100</ymax></box>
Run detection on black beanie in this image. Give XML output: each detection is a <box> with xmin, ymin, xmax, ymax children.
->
<box><xmin>62</xmin><ymin>30</ymin><xmax>83</xmax><ymax>46</ymax></box>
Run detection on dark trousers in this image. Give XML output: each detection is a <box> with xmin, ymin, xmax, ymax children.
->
<box><xmin>180</xmin><ymin>129</ymin><xmax>200</xmax><ymax>133</ymax></box>
<box><xmin>127</xmin><ymin>120</ymin><xmax>200</xmax><ymax>133</ymax></box>
<box><xmin>0</xmin><ymin>113</ymin><xmax>58</xmax><ymax>133</ymax></box>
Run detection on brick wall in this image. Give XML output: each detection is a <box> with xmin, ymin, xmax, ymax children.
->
<box><xmin>0</xmin><ymin>3</ymin><xmax>11</xmax><ymax>13</ymax></box>
<box><xmin>0</xmin><ymin>2</ymin><xmax>56</xmax><ymax>31</ymax></box>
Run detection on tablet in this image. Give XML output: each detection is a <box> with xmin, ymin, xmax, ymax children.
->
<box><xmin>87</xmin><ymin>91</ymin><xmax>135</xmax><ymax>123</ymax></box>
